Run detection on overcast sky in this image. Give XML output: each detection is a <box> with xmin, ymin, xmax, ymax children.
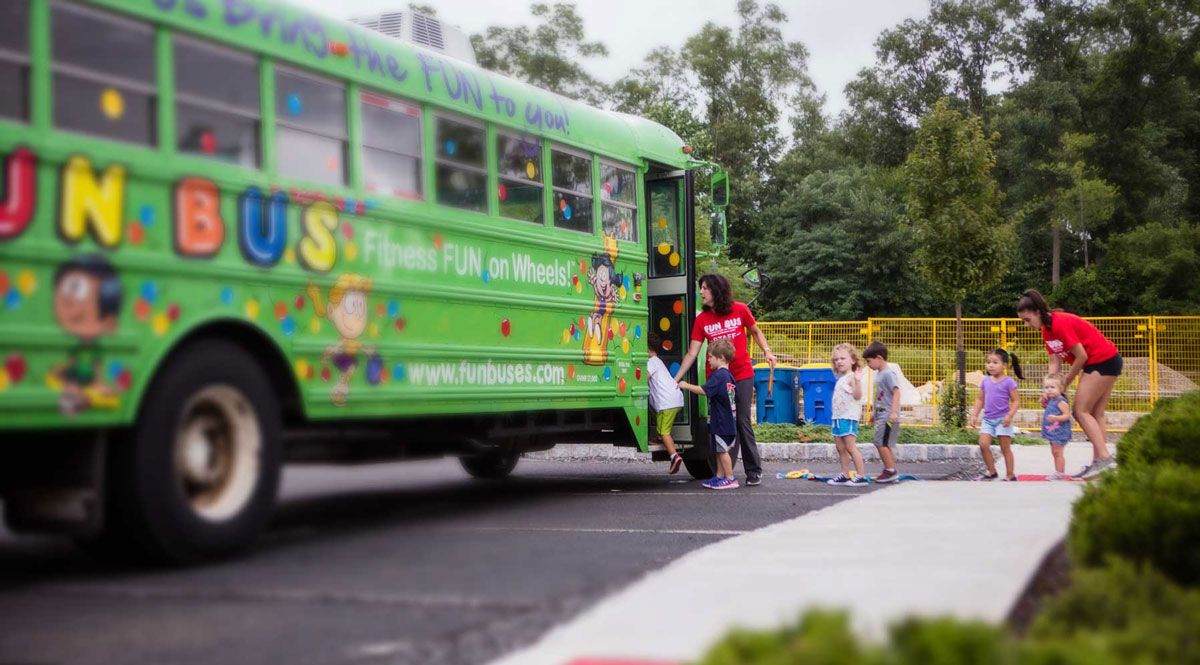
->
<box><xmin>290</xmin><ymin>0</ymin><xmax>932</xmax><ymax>117</ymax></box>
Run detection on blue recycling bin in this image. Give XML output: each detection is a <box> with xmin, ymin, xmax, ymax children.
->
<box><xmin>798</xmin><ymin>366</ymin><xmax>837</xmax><ymax>426</ymax></box>
<box><xmin>753</xmin><ymin>364</ymin><xmax>802</xmax><ymax>424</ymax></box>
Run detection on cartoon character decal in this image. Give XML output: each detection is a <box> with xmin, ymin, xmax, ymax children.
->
<box><xmin>51</xmin><ymin>254</ymin><xmax>123</xmax><ymax>415</ymax></box>
<box><xmin>309</xmin><ymin>274</ymin><xmax>376</xmax><ymax>405</ymax></box>
<box><xmin>583</xmin><ymin>236</ymin><xmax>622</xmax><ymax>366</ymax></box>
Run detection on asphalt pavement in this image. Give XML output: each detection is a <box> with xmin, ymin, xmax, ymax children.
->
<box><xmin>0</xmin><ymin>457</ymin><xmax>975</xmax><ymax>665</ymax></box>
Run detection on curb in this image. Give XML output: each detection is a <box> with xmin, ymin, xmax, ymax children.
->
<box><xmin>525</xmin><ymin>442</ymin><xmax>1005</xmax><ymax>463</ymax></box>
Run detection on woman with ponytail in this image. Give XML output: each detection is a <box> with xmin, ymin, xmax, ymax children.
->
<box><xmin>1016</xmin><ymin>289</ymin><xmax>1120</xmax><ymax>479</ymax></box>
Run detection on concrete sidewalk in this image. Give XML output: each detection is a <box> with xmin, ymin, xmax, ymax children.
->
<box><xmin>530</xmin><ymin>440</ymin><xmax>1115</xmax><ymax>472</ymax></box>
<box><xmin>490</xmin><ymin>447</ymin><xmax>1097</xmax><ymax>665</ymax></box>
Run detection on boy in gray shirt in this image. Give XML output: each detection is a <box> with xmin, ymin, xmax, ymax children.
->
<box><xmin>864</xmin><ymin>342</ymin><xmax>900</xmax><ymax>483</ymax></box>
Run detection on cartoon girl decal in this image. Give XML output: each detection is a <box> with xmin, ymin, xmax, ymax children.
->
<box><xmin>583</xmin><ymin>236</ymin><xmax>622</xmax><ymax>366</ymax></box>
<box><xmin>309</xmin><ymin>274</ymin><xmax>374</xmax><ymax>406</ymax></box>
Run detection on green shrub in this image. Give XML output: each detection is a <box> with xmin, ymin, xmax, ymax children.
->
<box><xmin>697</xmin><ymin>610</ymin><xmax>869</xmax><ymax>665</ymax></box>
<box><xmin>1069</xmin><ymin>463</ymin><xmax>1200</xmax><ymax>586</ymax></box>
<box><xmin>1030</xmin><ymin>559</ymin><xmax>1200</xmax><ymax>665</ymax></box>
<box><xmin>754</xmin><ymin>422</ymin><xmax>801</xmax><ymax>443</ymax></box>
<box><xmin>1117</xmin><ymin>391</ymin><xmax>1200</xmax><ymax>471</ymax></box>
<box><xmin>938</xmin><ymin>381</ymin><xmax>968</xmax><ymax>429</ymax></box>
<box><xmin>885</xmin><ymin>616</ymin><xmax>1015</xmax><ymax>665</ymax></box>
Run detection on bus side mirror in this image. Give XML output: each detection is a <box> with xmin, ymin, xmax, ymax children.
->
<box><xmin>742</xmin><ymin>267</ymin><xmax>763</xmax><ymax>288</ymax></box>
<box><xmin>711</xmin><ymin>171</ymin><xmax>729</xmax><ymax>208</ymax></box>
<box><xmin>710</xmin><ymin>210</ymin><xmax>727</xmax><ymax>247</ymax></box>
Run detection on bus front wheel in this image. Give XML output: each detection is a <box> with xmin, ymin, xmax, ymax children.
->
<box><xmin>85</xmin><ymin>340</ymin><xmax>282</xmax><ymax>563</ymax></box>
<box><xmin>459</xmin><ymin>451</ymin><xmax>520</xmax><ymax>479</ymax></box>
<box><xmin>681</xmin><ymin>443</ymin><xmax>740</xmax><ymax>481</ymax></box>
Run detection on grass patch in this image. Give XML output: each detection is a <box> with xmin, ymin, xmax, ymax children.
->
<box><xmin>755</xmin><ymin>422</ymin><xmax>1044</xmax><ymax>445</ymax></box>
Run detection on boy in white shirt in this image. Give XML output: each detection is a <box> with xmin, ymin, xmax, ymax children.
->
<box><xmin>647</xmin><ymin>333</ymin><xmax>685</xmax><ymax>474</ymax></box>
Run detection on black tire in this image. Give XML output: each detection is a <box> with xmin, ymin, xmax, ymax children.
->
<box><xmin>83</xmin><ymin>339</ymin><xmax>282</xmax><ymax>563</ymax></box>
<box><xmin>681</xmin><ymin>440</ymin><xmax>741</xmax><ymax>480</ymax></box>
<box><xmin>682</xmin><ymin>454</ymin><xmax>714</xmax><ymax>480</ymax></box>
<box><xmin>459</xmin><ymin>451</ymin><xmax>520</xmax><ymax>479</ymax></box>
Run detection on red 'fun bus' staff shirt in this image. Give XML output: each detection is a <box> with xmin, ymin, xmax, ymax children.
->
<box><xmin>1042</xmin><ymin>311</ymin><xmax>1119</xmax><ymax>366</ymax></box>
<box><xmin>691</xmin><ymin>302</ymin><xmax>756</xmax><ymax>381</ymax></box>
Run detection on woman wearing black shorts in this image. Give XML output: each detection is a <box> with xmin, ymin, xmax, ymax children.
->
<box><xmin>1016</xmin><ymin>290</ymin><xmax>1120</xmax><ymax>478</ymax></box>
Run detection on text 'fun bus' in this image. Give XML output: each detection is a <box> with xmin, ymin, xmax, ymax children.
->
<box><xmin>0</xmin><ymin>0</ymin><xmax>731</xmax><ymax>561</ymax></box>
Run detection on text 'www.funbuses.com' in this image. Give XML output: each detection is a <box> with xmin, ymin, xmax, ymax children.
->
<box><xmin>407</xmin><ymin>361</ymin><xmax>567</xmax><ymax>386</ymax></box>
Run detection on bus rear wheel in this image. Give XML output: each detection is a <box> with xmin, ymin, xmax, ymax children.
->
<box><xmin>459</xmin><ymin>451</ymin><xmax>520</xmax><ymax>479</ymax></box>
<box><xmin>84</xmin><ymin>340</ymin><xmax>282</xmax><ymax>563</ymax></box>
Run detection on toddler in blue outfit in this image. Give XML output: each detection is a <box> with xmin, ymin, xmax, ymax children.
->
<box><xmin>1041</xmin><ymin>373</ymin><xmax>1073</xmax><ymax>480</ymax></box>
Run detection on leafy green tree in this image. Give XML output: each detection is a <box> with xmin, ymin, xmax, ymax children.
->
<box><xmin>471</xmin><ymin>3</ymin><xmax>610</xmax><ymax>105</ymax></box>
<box><xmin>903</xmin><ymin>98</ymin><xmax>1015</xmax><ymax>384</ymax></box>
<box><xmin>754</xmin><ymin>165</ymin><xmax>936</xmax><ymax>320</ymax></box>
<box><xmin>682</xmin><ymin>0</ymin><xmax>815</xmax><ymax>264</ymax></box>
<box><xmin>609</xmin><ymin>47</ymin><xmax>713</xmax><ymax>160</ymax></box>
<box><xmin>841</xmin><ymin>0</ymin><xmax>1022</xmax><ymax>167</ymax></box>
<box><xmin>1055</xmin><ymin>222</ymin><xmax>1200</xmax><ymax>315</ymax></box>
<box><xmin>1023</xmin><ymin>133</ymin><xmax>1117</xmax><ymax>283</ymax></box>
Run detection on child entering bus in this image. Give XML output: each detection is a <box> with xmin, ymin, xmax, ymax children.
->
<box><xmin>647</xmin><ymin>333</ymin><xmax>685</xmax><ymax>474</ymax></box>
<box><xmin>679</xmin><ymin>338</ymin><xmax>739</xmax><ymax>490</ymax></box>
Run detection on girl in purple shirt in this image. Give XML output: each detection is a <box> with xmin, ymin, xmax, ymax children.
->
<box><xmin>969</xmin><ymin>349</ymin><xmax>1025</xmax><ymax>481</ymax></box>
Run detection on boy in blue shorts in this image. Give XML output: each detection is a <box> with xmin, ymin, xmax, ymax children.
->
<box><xmin>679</xmin><ymin>338</ymin><xmax>738</xmax><ymax>490</ymax></box>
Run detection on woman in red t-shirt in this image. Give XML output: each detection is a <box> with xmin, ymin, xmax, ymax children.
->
<box><xmin>673</xmin><ymin>274</ymin><xmax>778</xmax><ymax>485</ymax></box>
<box><xmin>1017</xmin><ymin>289</ymin><xmax>1120</xmax><ymax>478</ymax></box>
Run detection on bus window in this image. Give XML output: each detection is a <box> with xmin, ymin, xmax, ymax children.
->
<box><xmin>551</xmin><ymin>148</ymin><xmax>593</xmax><ymax>233</ymax></box>
<box><xmin>360</xmin><ymin>91</ymin><xmax>422</xmax><ymax>200</ymax></box>
<box><xmin>52</xmin><ymin>2</ymin><xmax>155</xmax><ymax>145</ymax></box>
<box><xmin>275</xmin><ymin>66</ymin><xmax>346</xmax><ymax>186</ymax></box>
<box><xmin>0</xmin><ymin>1</ymin><xmax>29</xmax><ymax>122</ymax></box>
<box><xmin>601</xmin><ymin>161</ymin><xmax>637</xmax><ymax>242</ymax></box>
<box><xmin>174</xmin><ymin>36</ymin><xmax>260</xmax><ymax>168</ymax></box>
<box><xmin>434</xmin><ymin>114</ymin><xmax>486</xmax><ymax>212</ymax></box>
<box><xmin>496</xmin><ymin>132</ymin><xmax>542</xmax><ymax>224</ymax></box>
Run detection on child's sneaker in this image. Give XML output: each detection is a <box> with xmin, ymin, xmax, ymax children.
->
<box><xmin>874</xmin><ymin>469</ymin><xmax>899</xmax><ymax>483</ymax></box>
<box><xmin>714</xmin><ymin>477</ymin><xmax>739</xmax><ymax>490</ymax></box>
<box><xmin>972</xmin><ymin>472</ymin><xmax>999</xmax><ymax>481</ymax></box>
<box><xmin>850</xmin><ymin>475</ymin><xmax>870</xmax><ymax>487</ymax></box>
<box><xmin>826</xmin><ymin>473</ymin><xmax>851</xmax><ymax>486</ymax></box>
<box><xmin>668</xmin><ymin>454</ymin><xmax>683</xmax><ymax>475</ymax></box>
<box><xmin>1047</xmin><ymin>471</ymin><xmax>1068</xmax><ymax>481</ymax></box>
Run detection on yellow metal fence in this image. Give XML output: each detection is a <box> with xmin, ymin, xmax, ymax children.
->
<box><xmin>752</xmin><ymin>317</ymin><xmax>1200</xmax><ymax>431</ymax></box>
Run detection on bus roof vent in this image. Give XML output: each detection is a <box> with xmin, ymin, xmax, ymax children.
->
<box><xmin>349</xmin><ymin>11</ymin><xmax>475</xmax><ymax>65</ymax></box>
<box><xmin>410</xmin><ymin>14</ymin><xmax>445</xmax><ymax>50</ymax></box>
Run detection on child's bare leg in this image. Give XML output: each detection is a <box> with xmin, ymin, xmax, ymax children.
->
<box><xmin>662</xmin><ymin>432</ymin><xmax>677</xmax><ymax>457</ymax></box>
<box><xmin>834</xmin><ymin>437</ymin><xmax>850</xmax><ymax>475</ymax></box>
<box><xmin>998</xmin><ymin>436</ymin><xmax>1014</xmax><ymax>478</ymax></box>
<box><xmin>716</xmin><ymin>451</ymin><xmax>733</xmax><ymax>479</ymax></box>
<box><xmin>878</xmin><ymin>445</ymin><xmax>896</xmax><ymax>470</ymax></box>
<box><xmin>846</xmin><ymin>434</ymin><xmax>865</xmax><ymax>476</ymax></box>
<box><xmin>1051</xmin><ymin>445</ymin><xmax>1065</xmax><ymax>473</ymax></box>
<box><xmin>979</xmin><ymin>433</ymin><xmax>996</xmax><ymax>474</ymax></box>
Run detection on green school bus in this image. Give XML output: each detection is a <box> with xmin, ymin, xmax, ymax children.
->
<box><xmin>0</xmin><ymin>0</ymin><xmax>730</xmax><ymax>560</ymax></box>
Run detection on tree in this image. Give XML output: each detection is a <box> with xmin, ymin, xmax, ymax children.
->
<box><xmin>1025</xmin><ymin>132</ymin><xmax>1117</xmax><ymax>283</ymax></box>
<box><xmin>840</xmin><ymin>0</ymin><xmax>1022</xmax><ymax>168</ymax></box>
<box><xmin>470</xmin><ymin>3</ymin><xmax>610</xmax><ymax>105</ymax></box>
<box><xmin>754</xmin><ymin>164</ymin><xmax>937</xmax><ymax>320</ymax></box>
<box><xmin>903</xmin><ymin>98</ymin><xmax>1016</xmax><ymax>387</ymax></box>
<box><xmin>610</xmin><ymin>47</ymin><xmax>713</xmax><ymax>160</ymax></box>
<box><xmin>682</xmin><ymin>0</ymin><xmax>815</xmax><ymax>265</ymax></box>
